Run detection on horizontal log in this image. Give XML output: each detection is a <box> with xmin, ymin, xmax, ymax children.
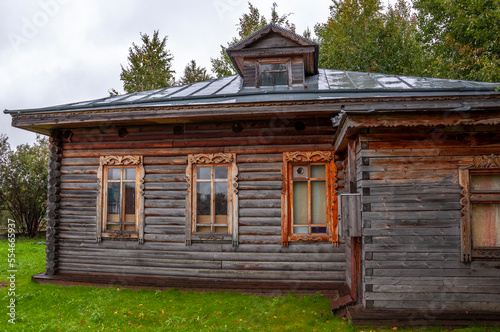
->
<box><xmin>363</xmin><ymin>227</ymin><xmax>460</xmax><ymax>237</ymax></box>
<box><xmin>61</xmin><ymin>157</ymin><xmax>99</xmax><ymax>166</ymax></box>
<box><xmin>238</xmin><ymin>190</ymin><xmax>281</xmax><ymax>200</ymax></box>
<box><xmin>239</xmin><ymin>208</ymin><xmax>281</xmax><ymax>218</ymax></box>
<box><xmin>362</xmin><ymin>194</ymin><xmax>461</xmax><ymax>204</ymax></box>
<box><xmin>239</xmin><ymin>226</ymin><xmax>281</xmax><ymax>235</ymax></box>
<box><xmin>144</xmin><ymin>182</ymin><xmax>187</xmax><ymax>190</ymax></box>
<box><xmin>368</xmin><ymin>219</ymin><xmax>460</xmax><ymax>229</ymax></box>
<box><xmin>238</xmin><ymin>217</ymin><xmax>281</xmax><ymax>227</ymax></box>
<box><xmin>238</xmin><ymin>163</ymin><xmax>282</xmax><ymax>172</ymax></box>
<box><xmin>372</xmin><ymin>284</ymin><xmax>500</xmax><ymax>295</ymax></box>
<box><xmin>144</xmin><ymin>208</ymin><xmax>185</xmax><ymax>217</ymax></box>
<box><xmin>239</xmin><ymin>199</ymin><xmax>281</xmax><ymax>209</ymax></box>
<box><xmin>369</xmin><ymin>202</ymin><xmax>461</xmax><ymax>212</ymax></box>
<box><xmin>57</xmin><ymin>263</ymin><xmax>345</xmax><ymax>281</ymax></box>
<box><xmin>363</xmin><ymin>210</ymin><xmax>461</xmax><ymax>220</ymax></box>
<box><xmin>221</xmin><ymin>261</ymin><xmax>344</xmax><ymax>271</ymax></box>
<box><xmin>145</xmin><ymin>199</ymin><xmax>185</xmax><ymax>209</ymax></box>
<box><xmin>62</xmin><ymin>144</ymin><xmax>332</xmax><ymax>158</ymax></box>
<box><xmin>60</xmin><ymin>166</ymin><xmax>99</xmax><ymax>174</ymax></box>
<box><xmin>144</xmin><ymin>216</ymin><xmax>185</xmax><ymax>225</ymax></box>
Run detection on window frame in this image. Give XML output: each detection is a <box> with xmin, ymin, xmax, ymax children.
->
<box><xmin>186</xmin><ymin>153</ymin><xmax>239</xmax><ymax>246</ymax></box>
<box><xmin>258</xmin><ymin>58</ymin><xmax>290</xmax><ymax>87</ymax></box>
<box><xmin>281</xmin><ymin>151</ymin><xmax>338</xmax><ymax>246</ymax></box>
<box><xmin>459</xmin><ymin>154</ymin><xmax>500</xmax><ymax>261</ymax></box>
<box><xmin>97</xmin><ymin>155</ymin><xmax>145</xmax><ymax>243</ymax></box>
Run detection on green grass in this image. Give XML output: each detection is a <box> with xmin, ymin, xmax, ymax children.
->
<box><xmin>0</xmin><ymin>237</ymin><xmax>498</xmax><ymax>332</ymax></box>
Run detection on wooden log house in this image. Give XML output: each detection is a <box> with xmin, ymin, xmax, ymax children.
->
<box><xmin>5</xmin><ymin>24</ymin><xmax>500</xmax><ymax>324</ymax></box>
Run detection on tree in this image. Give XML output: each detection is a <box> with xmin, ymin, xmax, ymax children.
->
<box><xmin>315</xmin><ymin>0</ymin><xmax>424</xmax><ymax>76</ymax></box>
<box><xmin>0</xmin><ymin>135</ymin><xmax>49</xmax><ymax>237</ymax></box>
<box><xmin>178</xmin><ymin>60</ymin><xmax>213</xmax><ymax>85</ymax></box>
<box><xmin>211</xmin><ymin>2</ymin><xmax>296</xmax><ymax>78</ymax></box>
<box><xmin>119</xmin><ymin>30</ymin><xmax>175</xmax><ymax>93</ymax></box>
<box><xmin>413</xmin><ymin>0</ymin><xmax>500</xmax><ymax>82</ymax></box>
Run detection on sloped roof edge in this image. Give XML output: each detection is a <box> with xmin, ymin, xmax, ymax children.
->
<box><xmin>4</xmin><ymin>70</ymin><xmax>500</xmax><ymax>115</ymax></box>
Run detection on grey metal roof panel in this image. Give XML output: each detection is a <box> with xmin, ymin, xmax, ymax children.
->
<box><xmin>4</xmin><ymin>69</ymin><xmax>499</xmax><ymax>115</ymax></box>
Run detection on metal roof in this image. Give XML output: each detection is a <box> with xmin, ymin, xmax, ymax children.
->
<box><xmin>4</xmin><ymin>69</ymin><xmax>500</xmax><ymax>115</ymax></box>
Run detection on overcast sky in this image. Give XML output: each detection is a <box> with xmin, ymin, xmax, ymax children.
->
<box><xmin>1</xmin><ymin>0</ymin><xmax>395</xmax><ymax>148</ymax></box>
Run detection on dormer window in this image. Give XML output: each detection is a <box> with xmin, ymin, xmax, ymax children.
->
<box><xmin>260</xmin><ymin>62</ymin><xmax>288</xmax><ymax>86</ymax></box>
<box><xmin>227</xmin><ymin>24</ymin><xmax>318</xmax><ymax>88</ymax></box>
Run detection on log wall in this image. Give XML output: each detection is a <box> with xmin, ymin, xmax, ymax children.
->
<box><xmin>56</xmin><ymin>117</ymin><xmax>346</xmax><ymax>284</ymax></box>
<box><xmin>358</xmin><ymin>125</ymin><xmax>500</xmax><ymax>311</ymax></box>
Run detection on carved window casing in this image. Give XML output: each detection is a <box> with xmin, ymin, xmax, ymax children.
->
<box><xmin>97</xmin><ymin>155</ymin><xmax>145</xmax><ymax>243</ymax></box>
<box><xmin>281</xmin><ymin>151</ymin><xmax>338</xmax><ymax>246</ymax></box>
<box><xmin>459</xmin><ymin>154</ymin><xmax>500</xmax><ymax>261</ymax></box>
<box><xmin>186</xmin><ymin>153</ymin><xmax>239</xmax><ymax>246</ymax></box>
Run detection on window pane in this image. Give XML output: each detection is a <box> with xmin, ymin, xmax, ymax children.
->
<box><xmin>107</xmin><ymin>182</ymin><xmax>121</xmax><ymax>217</ymax></box>
<box><xmin>293</xmin><ymin>181</ymin><xmax>308</xmax><ymax>225</ymax></box>
<box><xmin>124</xmin><ymin>182</ymin><xmax>136</xmax><ymax>216</ymax></box>
<box><xmin>197</xmin><ymin>166</ymin><xmax>211</xmax><ymax>180</ymax></box>
<box><xmin>311</xmin><ymin>165</ymin><xmax>326</xmax><ymax>178</ymax></box>
<box><xmin>471</xmin><ymin>175</ymin><xmax>500</xmax><ymax>191</ymax></box>
<box><xmin>261</xmin><ymin>72</ymin><xmax>273</xmax><ymax>86</ymax></box>
<box><xmin>108</xmin><ymin>168</ymin><xmax>121</xmax><ymax>180</ymax></box>
<box><xmin>196</xmin><ymin>182</ymin><xmax>211</xmax><ymax>216</ymax></box>
<box><xmin>274</xmin><ymin>71</ymin><xmax>287</xmax><ymax>85</ymax></box>
<box><xmin>311</xmin><ymin>226</ymin><xmax>327</xmax><ymax>234</ymax></box>
<box><xmin>471</xmin><ymin>203</ymin><xmax>500</xmax><ymax>247</ymax></box>
<box><xmin>215</xmin><ymin>182</ymin><xmax>228</xmax><ymax>215</ymax></box>
<box><xmin>262</xmin><ymin>63</ymin><xmax>286</xmax><ymax>71</ymax></box>
<box><xmin>293</xmin><ymin>226</ymin><xmax>309</xmax><ymax>234</ymax></box>
<box><xmin>124</xmin><ymin>168</ymin><xmax>136</xmax><ymax>180</ymax></box>
<box><xmin>215</xmin><ymin>166</ymin><xmax>228</xmax><ymax>179</ymax></box>
<box><xmin>311</xmin><ymin>181</ymin><xmax>327</xmax><ymax>224</ymax></box>
<box><xmin>215</xmin><ymin>215</ymin><xmax>228</xmax><ymax>225</ymax></box>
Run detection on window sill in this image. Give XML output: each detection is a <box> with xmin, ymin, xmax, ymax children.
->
<box><xmin>102</xmin><ymin>232</ymin><xmax>138</xmax><ymax>240</ymax></box>
<box><xmin>472</xmin><ymin>248</ymin><xmax>500</xmax><ymax>260</ymax></box>
<box><xmin>289</xmin><ymin>234</ymin><xmax>331</xmax><ymax>242</ymax></box>
<box><xmin>191</xmin><ymin>233</ymin><xmax>232</xmax><ymax>242</ymax></box>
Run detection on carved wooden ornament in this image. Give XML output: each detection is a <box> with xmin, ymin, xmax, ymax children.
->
<box><xmin>96</xmin><ymin>155</ymin><xmax>145</xmax><ymax>244</ymax></box>
<box><xmin>100</xmin><ymin>155</ymin><xmax>143</xmax><ymax>166</ymax></box>
<box><xmin>281</xmin><ymin>151</ymin><xmax>338</xmax><ymax>247</ymax></box>
<box><xmin>185</xmin><ymin>153</ymin><xmax>239</xmax><ymax>247</ymax></box>
<box><xmin>459</xmin><ymin>154</ymin><xmax>500</xmax><ymax>262</ymax></box>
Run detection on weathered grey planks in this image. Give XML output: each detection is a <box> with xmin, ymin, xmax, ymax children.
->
<box><xmin>55</xmin><ymin>118</ymin><xmax>345</xmax><ymax>284</ymax></box>
<box><xmin>356</xmin><ymin>128</ymin><xmax>500</xmax><ymax>311</ymax></box>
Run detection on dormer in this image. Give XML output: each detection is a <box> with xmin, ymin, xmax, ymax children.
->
<box><xmin>227</xmin><ymin>24</ymin><xmax>319</xmax><ymax>88</ymax></box>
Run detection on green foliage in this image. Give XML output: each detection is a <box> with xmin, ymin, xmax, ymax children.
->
<box><xmin>413</xmin><ymin>0</ymin><xmax>500</xmax><ymax>82</ymax></box>
<box><xmin>211</xmin><ymin>2</ymin><xmax>296</xmax><ymax>78</ymax></box>
<box><xmin>315</xmin><ymin>0</ymin><xmax>424</xmax><ymax>76</ymax></box>
<box><xmin>108</xmin><ymin>88</ymin><xmax>120</xmax><ymax>96</ymax></box>
<box><xmin>120</xmin><ymin>30</ymin><xmax>175</xmax><ymax>93</ymax></box>
<box><xmin>0</xmin><ymin>135</ymin><xmax>49</xmax><ymax>237</ymax></box>
<box><xmin>178</xmin><ymin>60</ymin><xmax>213</xmax><ymax>85</ymax></box>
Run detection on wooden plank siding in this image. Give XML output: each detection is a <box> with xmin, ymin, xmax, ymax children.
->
<box><xmin>56</xmin><ymin>117</ymin><xmax>346</xmax><ymax>284</ymax></box>
<box><xmin>357</xmin><ymin>126</ymin><xmax>500</xmax><ymax>311</ymax></box>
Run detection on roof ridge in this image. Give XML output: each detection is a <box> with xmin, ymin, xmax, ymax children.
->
<box><xmin>228</xmin><ymin>23</ymin><xmax>316</xmax><ymax>50</ymax></box>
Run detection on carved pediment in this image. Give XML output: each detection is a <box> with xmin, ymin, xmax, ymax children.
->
<box><xmin>100</xmin><ymin>155</ymin><xmax>142</xmax><ymax>166</ymax></box>
<box><xmin>285</xmin><ymin>151</ymin><xmax>333</xmax><ymax>162</ymax></box>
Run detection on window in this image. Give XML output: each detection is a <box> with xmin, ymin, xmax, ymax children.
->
<box><xmin>459</xmin><ymin>155</ymin><xmax>500</xmax><ymax>261</ymax></box>
<box><xmin>260</xmin><ymin>62</ymin><xmax>288</xmax><ymax>86</ymax></box>
<box><xmin>97</xmin><ymin>155</ymin><xmax>145</xmax><ymax>243</ymax></box>
<box><xmin>186</xmin><ymin>153</ymin><xmax>238</xmax><ymax>246</ymax></box>
<box><xmin>281</xmin><ymin>151</ymin><xmax>338</xmax><ymax>246</ymax></box>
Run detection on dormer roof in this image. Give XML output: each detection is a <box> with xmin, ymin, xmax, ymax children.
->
<box><xmin>227</xmin><ymin>24</ymin><xmax>319</xmax><ymax>78</ymax></box>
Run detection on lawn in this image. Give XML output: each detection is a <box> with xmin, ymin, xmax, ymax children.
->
<box><xmin>0</xmin><ymin>237</ymin><xmax>497</xmax><ymax>332</ymax></box>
